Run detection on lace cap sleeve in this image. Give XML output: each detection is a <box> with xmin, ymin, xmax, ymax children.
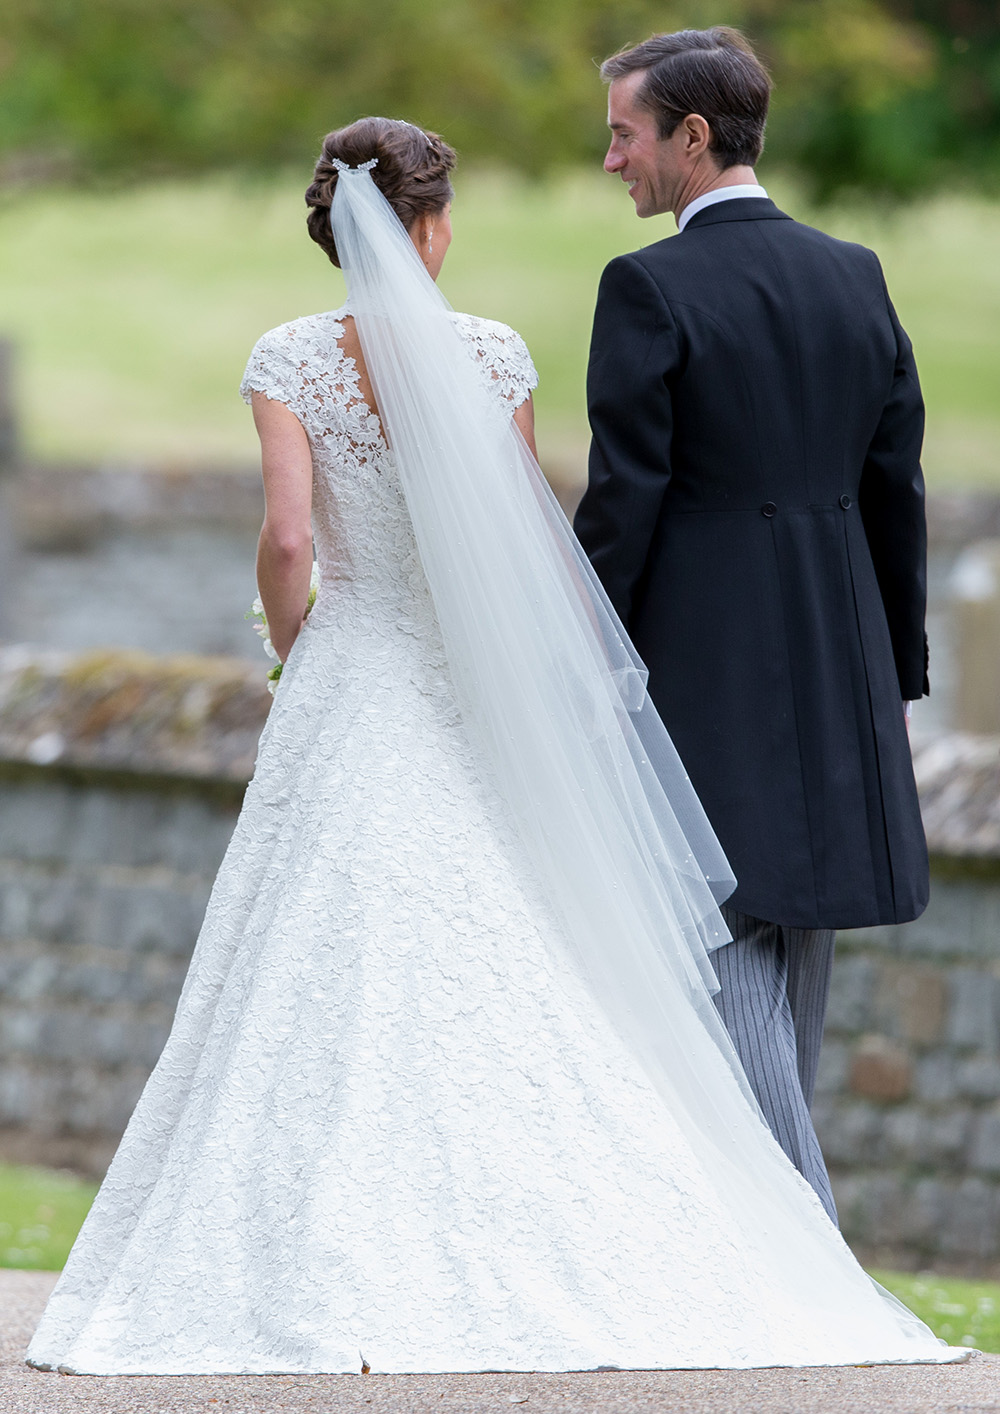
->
<box><xmin>454</xmin><ymin>314</ymin><xmax>539</xmax><ymax>409</ymax></box>
<box><xmin>239</xmin><ymin>325</ymin><xmax>302</xmax><ymax>410</ymax></box>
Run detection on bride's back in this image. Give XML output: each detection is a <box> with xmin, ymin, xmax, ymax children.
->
<box><xmin>336</xmin><ymin>314</ymin><xmax>383</xmax><ymax>436</ymax></box>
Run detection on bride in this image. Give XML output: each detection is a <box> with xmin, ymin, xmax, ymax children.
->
<box><xmin>27</xmin><ymin>117</ymin><xmax>960</xmax><ymax>1376</ymax></box>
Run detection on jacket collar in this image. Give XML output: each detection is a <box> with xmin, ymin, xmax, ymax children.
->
<box><xmin>682</xmin><ymin>197</ymin><xmax>791</xmax><ymax>230</ymax></box>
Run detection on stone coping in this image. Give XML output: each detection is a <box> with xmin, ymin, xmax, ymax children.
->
<box><xmin>911</xmin><ymin>731</ymin><xmax>1000</xmax><ymax>859</ymax></box>
<box><xmin>1</xmin><ymin>646</ymin><xmax>998</xmax><ymax>859</ymax></box>
<box><xmin>0</xmin><ymin>646</ymin><xmax>270</xmax><ymax>785</ymax></box>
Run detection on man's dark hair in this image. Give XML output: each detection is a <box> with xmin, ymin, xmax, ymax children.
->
<box><xmin>601</xmin><ymin>28</ymin><xmax>771</xmax><ymax>168</ymax></box>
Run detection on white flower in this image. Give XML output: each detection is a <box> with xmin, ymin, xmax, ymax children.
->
<box><xmin>247</xmin><ymin>561</ymin><xmax>320</xmax><ymax>691</ymax></box>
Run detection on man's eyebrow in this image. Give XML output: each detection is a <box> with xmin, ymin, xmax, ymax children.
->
<box><xmin>608</xmin><ymin>119</ymin><xmax>630</xmax><ymax>131</ymax></box>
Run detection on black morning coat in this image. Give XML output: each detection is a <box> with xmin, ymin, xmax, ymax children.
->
<box><xmin>574</xmin><ymin>197</ymin><xmax>929</xmax><ymax>931</ymax></box>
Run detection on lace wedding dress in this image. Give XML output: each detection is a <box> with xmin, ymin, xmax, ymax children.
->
<box><xmin>27</xmin><ymin>306</ymin><xmax>956</xmax><ymax>1376</ymax></box>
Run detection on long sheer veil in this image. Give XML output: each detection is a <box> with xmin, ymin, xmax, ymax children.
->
<box><xmin>328</xmin><ymin>161</ymin><xmax>952</xmax><ymax>1359</ymax></box>
<box><xmin>331</xmin><ymin>160</ymin><xmax>739</xmax><ymax>1063</ymax></box>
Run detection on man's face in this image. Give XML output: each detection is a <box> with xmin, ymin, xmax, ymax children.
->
<box><xmin>604</xmin><ymin>71</ymin><xmax>683</xmax><ymax>218</ymax></box>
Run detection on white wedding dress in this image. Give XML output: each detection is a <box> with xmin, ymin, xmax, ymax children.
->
<box><xmin>27</xmin><ymin>304</ymin><xmax>958</xmax><ymax>1376</ymax></box>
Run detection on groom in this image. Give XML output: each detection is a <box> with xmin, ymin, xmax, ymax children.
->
<box><xmin>574</xmin><ymin>27</ymin><xmax>929</xmax><ymax>1223</ymax></box>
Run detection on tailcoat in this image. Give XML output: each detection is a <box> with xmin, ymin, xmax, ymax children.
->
<box><xmin>575</xmin><ymin>197</ymin><xmax>929</xmax><ymax>929</ymax></box>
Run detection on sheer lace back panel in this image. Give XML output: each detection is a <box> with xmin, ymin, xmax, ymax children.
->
<box><xmin>240</xmin><ymin>308</ymin><xmax>538</xmax><ymax>640</ymax></box>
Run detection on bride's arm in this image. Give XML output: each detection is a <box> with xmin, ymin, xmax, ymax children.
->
<box><xmin>252</xmin><ymin>391</ymin><xmax>314</xmax><ymax>662</ymax></box>
<box><xmin>513</xmin><ymin>394</ymin><xmax>537</xmax><ymax>460</ymax></box>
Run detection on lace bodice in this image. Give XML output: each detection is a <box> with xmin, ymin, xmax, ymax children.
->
<box><xmin>239</xmin><ymin>308</ymin><xmax>537</xmax><ymax>640</ymax></box>
<box><xmin>240</xmin><ymin>307</ymin><xmax>536</xmax><ymax>443</ymax></box>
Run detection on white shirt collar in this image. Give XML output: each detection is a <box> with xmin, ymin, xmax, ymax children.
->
<box><xmin>677</xmin><ymin>184</ymin><xmax>768</xmax><ymax>232</ymax></box>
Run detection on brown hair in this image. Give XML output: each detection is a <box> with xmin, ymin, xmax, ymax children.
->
<box><xmin>601</xmin><ymin>28</ymin><xmax>771</xmax><ymax>169</ymax></box>
<box><xmin>306</xmin><ymin>117</ymin><xmax>456</xmax><ymax>267</ymax></box>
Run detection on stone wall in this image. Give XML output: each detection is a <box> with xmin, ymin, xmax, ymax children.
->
<box><xmin>3</xmin><ymin>647</ymin><xmax>1000</xmax><ymax>1274</ymax></box>
<box><xmin>1</xmin><ymin>464</ymin><xmax>997</xmax><ymax>736</ymax></box>
<box><xmin>818</xmin><ymin>873</ymin><xmax>1000</xmax><ymax>1275</ymax></box>
<box><xmin>817</xmin><ymin>733</ymin><xmax>1000</xmax><ymax>1274</ymax></box>
<box><xmin>0</xmin><ymin>647</ymin><xmax>268</xmax><ymax>1173</ymax></box>
<box><xmin>0</xmin><ymin>766</ymin><xmax>241</xmax><ymax>1174</ymax></box>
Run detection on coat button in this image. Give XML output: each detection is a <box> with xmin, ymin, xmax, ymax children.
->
<box><xmin>839</xmin><ymin>493</ymin><xmax>852</xmax><ymax>509</ymax></box>
<box><xmin>761</xmin><ymin>502</ymin><xmax>777</xmax><ymax>518</ymax></box>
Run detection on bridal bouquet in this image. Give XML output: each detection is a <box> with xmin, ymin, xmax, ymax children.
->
<box><xmin>246</xmin><ymin>563</ymin><xmax>319</xmax><ymax>694</ymax></box>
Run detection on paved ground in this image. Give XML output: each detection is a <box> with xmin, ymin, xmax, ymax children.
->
<box><xmin>4</xmin><ymin>1270</ymin><xmax>1000</xmax><ymax>1414</ymax></box>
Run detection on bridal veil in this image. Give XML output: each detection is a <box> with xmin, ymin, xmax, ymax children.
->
<box><xmin>329</xmin><ymin>162</ymin><xmax>952</xmax><ymax>1360</ymax></box>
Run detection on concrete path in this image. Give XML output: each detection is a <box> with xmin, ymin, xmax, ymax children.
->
<box><xmin>4</xmin><ymin>1269</ymin><xmax>1000</xmax><ymax>1413</ymax></box>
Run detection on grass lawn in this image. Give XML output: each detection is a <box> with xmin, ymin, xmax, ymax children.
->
<box><xmin>870</xmin><ymin>1268</ymin><xmax>1000</xmax><ymax>1352</ymax></box>
<box><xmin>0</xmin><ymin>1164</ymin><xmax>98</xmax><ymax>1272</ymax></box>
<box><xmin>1</xmin><ymin>1162</ymin><xmax>998</xmax><ymax>1351</ymax></box>
<box><xmin>0</xmin><ymin>168</ymin><xmax>997</xmax><ymax>488</ymax></box>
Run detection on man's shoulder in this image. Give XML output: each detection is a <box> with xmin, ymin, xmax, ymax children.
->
<box><xmin>605</xmin><ymin>211</ymin><xmax>883</xmax><ymax>299</ymax></box>
<box><xmin>637</xmin><ymin>210</ymin><xmax>878</xmax><ymax>261</ymax></box>
<box><xmin>761</xmin><ymin>213</ymin><xmax>883</xmax><ymax>268</ymax></box>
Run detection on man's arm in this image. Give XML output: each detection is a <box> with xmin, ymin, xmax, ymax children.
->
<box><xmin>574</xmin><ymin>254</ymin><xmax>680</xmax><ymax>629</ymax></box>
<box><xmin>857</xmin><ymin>266</ymin><xmax>929</xmax><ymax>700</ymax></box>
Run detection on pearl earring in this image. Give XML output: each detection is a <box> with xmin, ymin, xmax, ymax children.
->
<box><xmin>428</xmin><ymin>231</ymin><xmax>434</xmax><ymax>255</ymax></box>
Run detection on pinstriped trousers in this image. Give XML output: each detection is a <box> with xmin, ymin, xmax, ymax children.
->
<box><xmin>713</xmin><ymin>905</ymin><xmax>838</xmax><ymax>1226</ymax></box>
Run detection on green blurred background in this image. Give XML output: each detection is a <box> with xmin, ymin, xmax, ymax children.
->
<box><xmin>3</xmin><ymin>0</ymin><xmax>998</xmax><ymax>194</ymax></box>
<box><xmin>0</xmin><ymin>0</ymin><xmax>998</xmax><ymax>483</ymax></box>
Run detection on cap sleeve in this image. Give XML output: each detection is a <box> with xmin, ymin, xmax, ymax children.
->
<box><xmin>455</xmin><ymin>315</ymin><xmax>539</xmax><ymax>410</ymax></box>
<box><xmin>239</xmin><ymin>326</ymin><xmax>302</xmax><ymax>411</ymax></box>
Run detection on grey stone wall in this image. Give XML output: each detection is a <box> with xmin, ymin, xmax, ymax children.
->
<box><xmin>812</xmin><ymin>732</ymin><xmax>1000</xmax><ymax>1274</ymax></box>
<box><xmin>817</xmin><ymin>865</ymin><xmax>1000</xmax><ymax>1276</ymax></box>
<box><xmin>0</xmin><ymin>646</ymin><xmax>267</xmax><ymax>1174</ymax></box>
<box><xmin>0</xmin><ymin>765</ymin><xmax>241</xmax><ymax>1175</ymax></box>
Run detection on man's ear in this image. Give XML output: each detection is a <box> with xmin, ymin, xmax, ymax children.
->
<box><xmin>682</xmin><ymin>113</ymin><xmax>712</xmax><ymax>157</ymax></box>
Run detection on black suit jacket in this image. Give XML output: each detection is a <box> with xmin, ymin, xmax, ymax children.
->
<box><xmin>574</xmin><ymin>197</ymin><xmax>929</xmax><ymax>929</ymax></box>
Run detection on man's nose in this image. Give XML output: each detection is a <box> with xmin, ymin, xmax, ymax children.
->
<box><xmin>605</xmin><ymin>145</ymin><xmax>625</xmax><ymax>173</ymax></box>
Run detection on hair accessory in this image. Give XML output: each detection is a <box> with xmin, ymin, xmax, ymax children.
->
<box><xmin>332</xmin><ymin>157</ymin><xmax>379</xmax><ymax>173</ymax></box>
<box><xmin>392</xmin><ymin>119</ymin><xmax>434</xmax><ymax>150</ymax></box>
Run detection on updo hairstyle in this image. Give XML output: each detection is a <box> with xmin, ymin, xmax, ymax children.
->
<box><xmin>306</xmin><ymin>117</ymin><xmax>457</xmax><ymax>268</ymax></box>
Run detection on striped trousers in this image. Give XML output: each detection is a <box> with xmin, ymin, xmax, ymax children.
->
<box><xmin>713</xmin><ymin>905</ymin><xmax>838</xmax><ymax>1225</ymax></box>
